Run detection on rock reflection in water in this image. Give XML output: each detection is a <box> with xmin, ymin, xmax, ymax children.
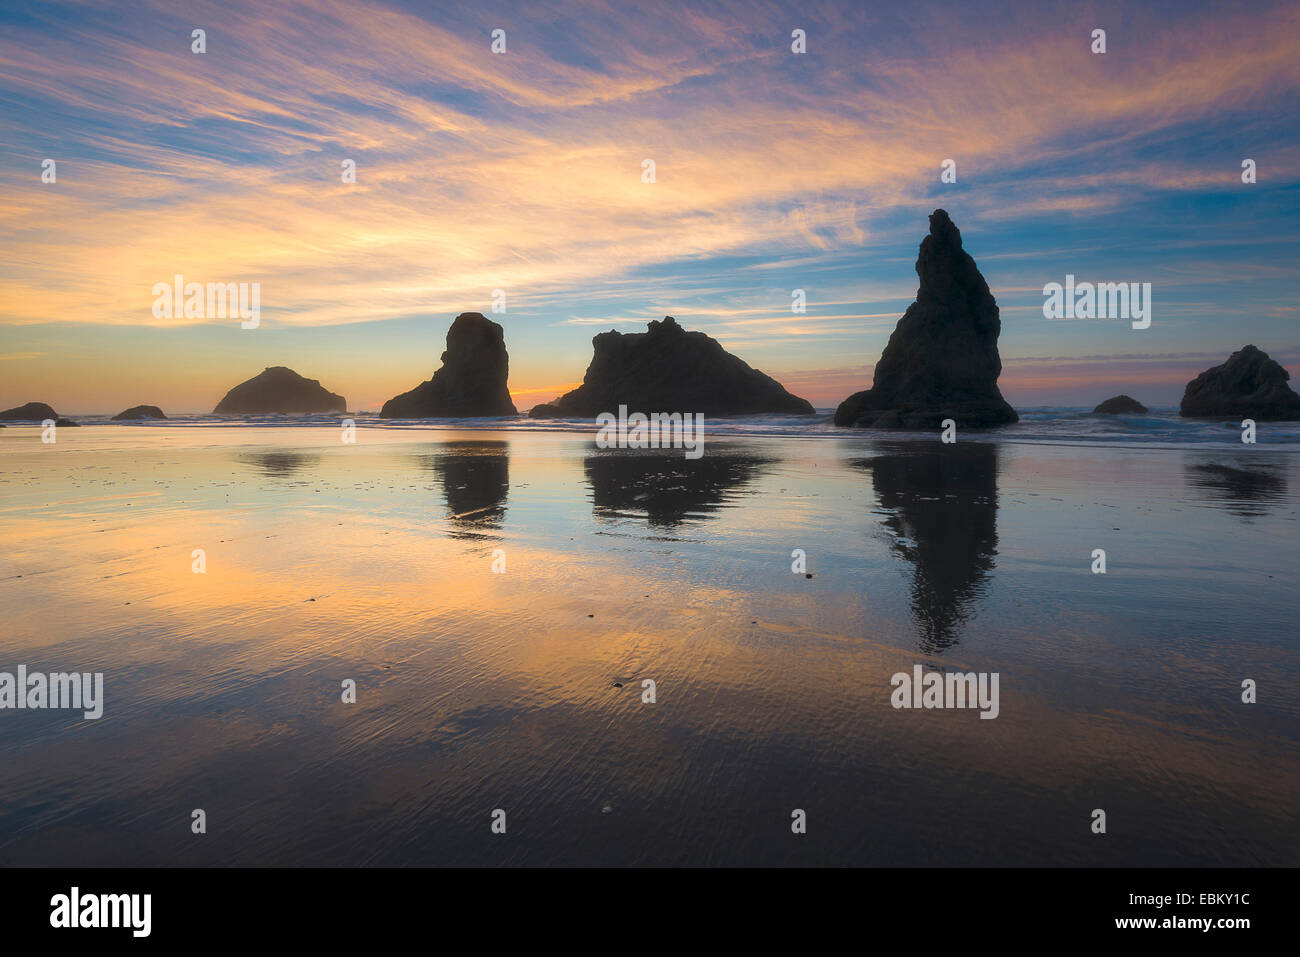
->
<box><xmin>236</xmin><ymin>450</ymin><xmax>320</xmax><ymax>477</ymax></box>
<box><xmin>1184</xmin><ymin>459</ymin><xmax>1289</xmax><ymax>519</ymax></box>
<box><xmin>585</xmin><ymin>447</ymin><xmax>772</xmax><ymax>527</ymax></box>
<box><xmin>419</xmin><ymin>441</ymin><xmax>510</xmax><ymax>537</ymax></box>
<box><xmin>854</xmin><ymin>442</ymin><xmax>999</xmax><ymax>653</ymax></box>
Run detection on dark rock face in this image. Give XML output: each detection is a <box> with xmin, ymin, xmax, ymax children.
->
<box><xmin>1179</xmin><ymin>345</ymin><xmax>1300</xmax><ymax>420</ymax></box>
<box><xmin>529</xmin><ymin>315</ymin><xmax>814</xmax><ymax>417</ymax></box>
<box><xmin>1092</xmin><ymin>395</ymin><xmax>1147</xmax><ymax>415</ymax></box>
<box><xmin>381</xmin><ymin>313</ymin><xmax>517</xmax><ymax>418</ymax></box>
<box><xmin>54</xmin><ymin>418</ymin><xmax>79</xmax><ymax>427</ymax></box>
<box><xmin>834</xmin><ymin>210</ymin><xmax>1018</xmax><ymax>429</ymax></box>
<box><xmin>0</xmin><ymin>401</ymin><xmax>58</xmax><ymax>421</ymax></box>
<box><xmin>213</xmin><ymin>367</ymin><xmax>346</xmax><ymax>414</ymax></box>
<box><xmin>113</xmin><ymin>405</ymin><xmax>167</xmax><ymax>421</ymax></box>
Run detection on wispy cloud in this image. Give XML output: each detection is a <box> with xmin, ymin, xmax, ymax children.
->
<box><xmin>1</xmin><ymin>0</ymin><xmax>1297</xmax><ymax>410</ymax></box>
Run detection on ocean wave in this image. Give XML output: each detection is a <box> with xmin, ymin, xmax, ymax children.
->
<box><xmin>19</xmin><ymin>408</ymin><xmax>1300</xmax><ymax>447</ymax></box>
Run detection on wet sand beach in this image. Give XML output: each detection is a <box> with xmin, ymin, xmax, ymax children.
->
<box><xmin>1</xmin><ymin>426</ymin><xmax>1296</xmax><ymax>865</ymax></box>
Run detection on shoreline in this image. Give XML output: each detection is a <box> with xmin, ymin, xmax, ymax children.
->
<box><xmin>3</xmin><ymin>415</ymin><xmax>1299</xmax><ymax>452</ymax></box>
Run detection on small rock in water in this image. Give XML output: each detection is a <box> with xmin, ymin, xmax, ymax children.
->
<box><xmin>1180</xmin><ymin>345</ymin><xmax>1300</xmax><ymax>420</ymax></box>
<box><xmin>1092</xmin><ymin>394</ymin><xmax>1147</xmax><ymax>415</ymax></box>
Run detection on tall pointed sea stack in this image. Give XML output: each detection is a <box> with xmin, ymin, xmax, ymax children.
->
<box><xmin>528</xmin><ymin>316</ymin><xmax>813</xmax><ymax>417</ymax></box>
<box><xmin>834</xmin><ymin>210</ymin><xmax>1018</xmax><ymax>429</ymax></box>
<box><xmin>381</xmin><ymin>312</ymin><xmax>517</xmax><ymax>418</ymax></box>
<box><xmin>1179</xmin><ymin>345</ymin><xmax>1300</xmax><ymax>420</ymax></box>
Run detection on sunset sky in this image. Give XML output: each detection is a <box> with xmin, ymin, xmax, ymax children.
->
<box><xmin>1</xmin><ymin>0</ymin><xmax>1297</xmax><ymax>414</ymax></box>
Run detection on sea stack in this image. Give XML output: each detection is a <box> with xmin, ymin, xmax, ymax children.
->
<box><xmin>0</xmin><ymin>401</ymin><xmax>58</xmax><ymax>421</ymax></box>
<box><xmin>380</xmin><ymin>312</ymin><xmax>517</xmax><ymax>418</ymax></box>
<box><xmin>213</xmin><ymin>367</ymin><xmax>346</xmax><ymax>414</ymax></box>
<box><xmin>528</xmin><ymin>315</ymin><xmax>814</xmax><ymax>417</ymax></box>
<box><xmin>112</xmin><ymin>405</ymin><xmax>167</xmax><ymax>421</ymax></box>
<box><xmin>1179</xmin><ymin>345</ymin><xmax>1300</xmax><ymax>420</ymax></box>
<box><xmin>1092</xmin><ymin>395</ymin><xmax>1147</xmax><ymax>415</ymax></box>
<box><xmin>834</xmin><ymin>210</ymin><xmax>1018</xmax><ymax>429</ymax></box>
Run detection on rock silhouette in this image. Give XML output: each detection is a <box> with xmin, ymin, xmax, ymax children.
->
<box><xmin>113</xmin><ymin>405</ymin><xmax>167</xmax><ymax>421</ymax></box>
<box><xmin>1092</xmin><ymin>395</ymin><xmax>1147</xmax><ymax>414</ymax></box>
<box><xmin>835</xmin><ymin>210</ymin><xmax>1018</xmax><ymax>429</ymax></box>
<box><xmin>0</xmin><ymin>401</ymin><xmax>58</xmax><ymax>421</ymax></box>
<box><xmin>54</xmin><ymin>418</ymin><xmax>80</xmax><ymax>427</ymax></box>
<box><xmin>381</xmin><ymin>313</ymin><xmax>517</xmax><ymax>418</ymax></box>
<box><xmin>529</xmin><ymin>316</ymin><xmax>813</xmax><ymax>417</ymax></box>
<box><xmin>213</xmin><ymin>367</ymin><xmax>346</xmax><ymax>414</ymax></box>
<box><xmin>1179</xmin><ymin>345</ymin><xmax>1300</xmax><ymax>420</ymax></box>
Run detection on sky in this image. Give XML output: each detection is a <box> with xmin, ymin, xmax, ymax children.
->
<box><xmin>1</xmin><ymin>0</ymin><xmax>1297</xmax><ymax>414</ymax></box>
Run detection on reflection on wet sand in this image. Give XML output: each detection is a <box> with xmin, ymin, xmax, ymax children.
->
<box><xmin>854</xmin><ymin>442</ymin><xmax>999</xmax><ymax>653</ymax></box>
<box><xmin>236</xmin><ymin>450</ymin><xmax>320</xmax><ymax>477</ymax></box>
<box><xmin>1</xmin><ymin>429</ymin><xmax>1297</xmax><ymax>866</ymax></box>
<box><xmin>418</xmin><ymin>441</ymin><xmax>510</xmax><ymax>537</ymax></box>
<box><xmin>585</xmin><ymin>447</ymin><xmax>772</xmax><ymax>527</ymax></box>
<box><xmin>1184</xmin><ymin>459</ymin><xmax>1289</xmax><ymax>519</ymax></box>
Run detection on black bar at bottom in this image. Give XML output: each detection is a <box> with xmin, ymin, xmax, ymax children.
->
<box><xmin>0</xmin><ymin>867</ymin><xmax>1279</xmax><ymax>943</ymax></box>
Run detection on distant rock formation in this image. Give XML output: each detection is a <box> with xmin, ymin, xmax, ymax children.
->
<box><xmin>0</xmin><ymin>401</ymin><xmax>58</xmax><ymax>421</ymax></box>
<box><xmin>1092</xmin><ymin>395</ymin><xmax>1147</xmax><ymax>415</ymax></box>
<box><xmin>213</xmin><ymin>367</ymin><xmax>346</xmax><ymax>414</ymax></box>
<box><xmin>834</xmin><ymin>210</ymin><xmax>1018</xmax><ymax>429</ymax></box>
<box><xmin>55</xmin><ymin>418</ymin><xmax>79</xmax><ymax>427</ymax></box>
<box><xmin>1180</xmin><ymin>345</ymin><xmax>1300</xmax><ymax>420</ymax></box>
<box><xmin>113</xmin><ymin>405</ymin><xmax>167</xmax><ymax>421</ymax></box>
<box><xmin>380</xmin><ymin>313</ymin><xmax>517</xmax><ymax>418</ymax></box>
<box><xmin>529</xmin><ymin>316</ymin><xmax>814</xmax><ymax>417</ymax></box>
